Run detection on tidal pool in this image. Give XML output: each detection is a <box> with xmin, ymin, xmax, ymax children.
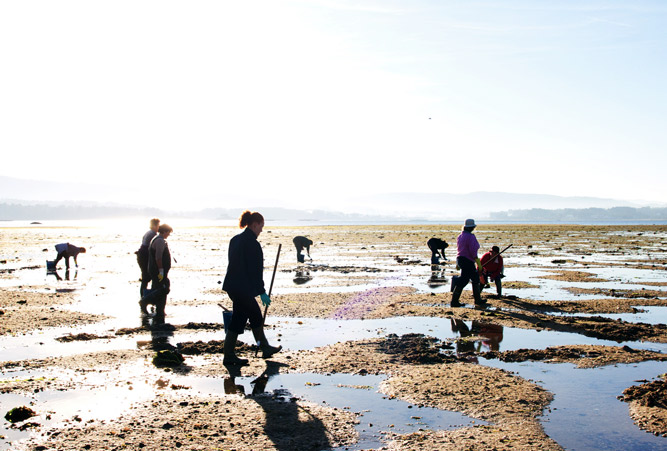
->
<box><xmin>484</xmin><ymin>359</ymin><xmax>667</xmax><ymax>451</ymax></box>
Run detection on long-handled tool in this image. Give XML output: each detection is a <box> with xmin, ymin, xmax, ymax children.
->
<box><xmin>255</xmin><ymin>243</ymin><xmax>282</xmax><ymax>356</ymax></box>
<box><xmin>481</xmin><ymin>244</ymin><xmax>513</xmax><ymax>268</ymax></box>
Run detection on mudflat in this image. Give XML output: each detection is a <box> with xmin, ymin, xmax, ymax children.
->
<box><xmin>1</xmin><ymin>223</ymin><xmax>666</xmax><ymax>450</ymax></box>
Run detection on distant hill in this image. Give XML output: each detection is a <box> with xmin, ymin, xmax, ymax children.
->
<box><xmin>0</xmin><ymin>202</ymin><xmax>388</xmax><ymax>222</ymax></box>
<box><xmin>348</xmin><ymin>191</ymin><xmax>651</xmax><ymax>219</ymax></box>
<box><xmin>490</xmin><ymin>206</ymin><xmax>667</xmax><ymax>223</ymax></box>
<box><xmin>1</xmin><ymin>175</ymin><xmax>665</xmax><ymax>222</ymax></box>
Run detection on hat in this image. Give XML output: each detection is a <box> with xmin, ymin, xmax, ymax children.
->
<box><xmin>492</xmin><ymin>245</ymin><xmax>500</xmax><ymax>252</ymax></box>
<box><xmin>464</xmin><ymin>218</ymin><xmax>476</xmax><ymax>228</ymax></box>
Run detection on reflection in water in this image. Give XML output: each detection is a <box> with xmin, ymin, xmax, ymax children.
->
<box><xmin>225</xmin><ymin>361</ymin><xmax>288</xmax><ymax>396</ymax></box>
<box><xmin>451</xmin><ymin>319</ymin><xmax>504</xmax><ymax>360</ymax></box>
<box><xmin>293</xmin><ymin>269</ymin><xmax>313</xmax><ymax>285</ymax></box>
<box><xmin>427</xmin><ymin>268</ymin><xmax>448</xmax><ymax>289</ymax></box>
<box><xmin>47</xmin><ymin>268</ymin><xmax>78</xmax><ymax>283</ymax></box>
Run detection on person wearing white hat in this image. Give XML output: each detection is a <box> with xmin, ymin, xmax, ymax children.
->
<box><xmin>451</xmin><ymin>219</ymin><xmax>485</xmax><ymax>307</ymax></box>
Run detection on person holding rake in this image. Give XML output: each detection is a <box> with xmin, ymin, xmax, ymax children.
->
<box><xmin>222</xmin><ymin>210</ymin><xmax>282</xmax><ymax>366</ymax></box>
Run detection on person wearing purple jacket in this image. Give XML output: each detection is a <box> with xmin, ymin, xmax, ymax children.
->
<box><xmin>451</xmin><ymin>219</ymin><xmax>485</xmax><ymax>307</ymax></box>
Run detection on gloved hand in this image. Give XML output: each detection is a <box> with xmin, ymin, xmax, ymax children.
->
<box><xmin>158</xmin><ymin>269</ymin><xmax>164</xmax><ymax>282</ymax></box>
<box><xmin>260</xmin><ymin>293</ymin><xmax>271</xmax><ymax>307</ymax></box>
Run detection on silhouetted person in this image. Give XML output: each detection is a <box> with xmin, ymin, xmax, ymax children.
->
<box><xmin>136</xmin><ymin>218</ymin><xmax>160</xmax><ymax>297</ymax></box>
<box><xmin>52</xmin><ymin>243</ymin><xmax>86</xmax><ymax>269</ymax></box>
<box><xmin>142</xmin><ymin>224</ymin><xmax>173</xmax><ymax>323</ymax></box>
<box><xmin>427</xmin><ymin>238</ymin><xmax>448</xmax><ymax>264</ymax></box>
<box><xmin>222</xmin><ymin>211</ymin><xmax>281</xmax><ymax>365</ymax></box>
<box><xmin>292</xmin><ymin>236</ymin><xmax>313</xmax><ymax>263</ymax></box>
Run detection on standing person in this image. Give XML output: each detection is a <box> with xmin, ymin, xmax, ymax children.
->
<box><xmin>144</xmin><ymin>224</ymin><xmax>173</xmax><ymax>322</ymax></box>
<box><xmin>292</xmin><ymin>236</ymin><xmax>313</xmax><ymax>263</ymax></box>
<box><xmin>136</xmin><ymin>218</ymin><xmax>160</xmax><ymax>298</ymax></box>
<box><xmin>481</xmin><ymin>245</ymin><xmax>505</xmax><ymax>296</ymax></box>
<box><xmin>222</xmin><ymin>211</ymin><xmax>281</xmax><ymax>366</ymax></box>
<box><xmin>451</xmin><ymin>219</ymin><xmax>485</xmax><ymax>307</ymax></box>
<box><xmin>52</xmin><ymin>243</ymin><xmax>86</xmax><ymax>269</ymax></box>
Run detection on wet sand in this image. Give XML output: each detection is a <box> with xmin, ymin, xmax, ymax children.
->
<box><xmin>1</xmin><ymin>223</ymin><xmax>667</xmax><ymax>450</ymax></box>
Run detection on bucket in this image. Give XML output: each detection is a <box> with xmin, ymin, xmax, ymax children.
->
<box><xmin>222</xmin><ymin>310</ymin><xmax>233</xmax><ymax>334</ymax></box>
<box><xmin>46</xmin><ymin>260</ymin><xmax>56</xmax><ymax>271</ymax></box>
<box><xmin>142</xmin><ymin>288</ymin><xmax>159</xmax><ymax>305</ymax></box>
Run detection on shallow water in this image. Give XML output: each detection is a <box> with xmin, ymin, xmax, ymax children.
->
<box><xmin>484</xmin><ymin>359</ymin><xmax>667</xmax><ymax>451</ymax></box>
<box><xmin>2</xmin><ymin>224</ymin><xmax>667</xmax><ymax>449</ymax></box>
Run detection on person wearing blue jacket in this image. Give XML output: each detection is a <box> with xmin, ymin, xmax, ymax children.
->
<box><xmin>222</xmin><ymin>210</ymin><xmax>281</xmax><ymax>365</ymax></box>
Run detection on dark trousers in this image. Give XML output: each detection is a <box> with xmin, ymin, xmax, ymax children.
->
<box><xmin>146</xmin><ymin>276</ymin><xmax>169</xmax><ymax>318</ymax></box>
<box><xmin>53</xmin><ymin>252</ymin><xmax>70</xmax><ymax>268</ymax></box>
<box><xmin>227</xmin><ymin>291</ymin><xmax>264</xmax><ymax>334</ymax></box>
<box><xmin>455</xmin><ymin>256</ymin><xmax>480</xmax><ymax>289</ymax></box>
<box><xmin>136</xmin><ymin>249</ymin><xmax>150</xmax><ymax>296</ymax></box>
<box><xmin>483</xmin><ymin>272</ymin><xmax>503</xmax><ymax>295</ymax></box>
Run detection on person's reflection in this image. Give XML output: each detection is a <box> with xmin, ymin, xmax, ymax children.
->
<box><xmin>427</xmin><ymin>268</ymin><xmax>447</xmax><ymax>289</ymax></box>
<box><xmin>223</xmin><ymin>361</ymin><xmax>287</xmax><ymax>396</ymax></box>
<box><xmin>471</xmin><ymin>321</ymin><xmax>504</xmax><ymax>351</ymax></box>
<box><xmin>293</xmin><ymin>269</ymin><xmax>313</xmax><ymax>285</ymax></box>
<box><xmin>224</xmin><ymin>365</ymin><xmax>246</xmax><ymax>395</ymax></box>
<box><xmin>48</xmin><ymin>268</ymin><xmax>78</xmax><ymax>283</ymax></box>
<box><xmin>450</xmin><ymin>318</ymin><xmax>476</xmax><ymax>360</ymax></box>
<box><xmin>137</xmin><ymin>315</ymin><xmax>176</xmax><ymax>350</ymax></box>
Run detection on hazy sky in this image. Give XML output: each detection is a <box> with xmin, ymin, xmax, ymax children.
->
<box><xmin>1</xmin><ymin>1</ymin><xmax>666</xmax><ymax>210</ymax></box>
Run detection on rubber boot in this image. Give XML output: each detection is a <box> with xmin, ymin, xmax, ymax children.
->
<box><xmin>495</xmin><ymin>279</ymin><xmax>502</xmax><ymax>297</ymax></box>
<box><xmin>138</xmin><ymin>298</ymin><xmax>149</xmax><ymax>315</ymax></box>
<box><xmin>451</xmin><ymin>285</ymin><xmax>464</xmax><ymax>307</ymax></box>
<box><xmin>472</xmin><ymin>282</ymin><xmax>486</xmax><ymax>306</ymax></box>
<box><xmin>223</xmin><ymin>331</ymin><xmax>248</xmax><ymax>366</ymax></box>
<box><xmin>252</xmin><ymin>327</ymin><xmax>282</xmax><ymax>359</ymax></box>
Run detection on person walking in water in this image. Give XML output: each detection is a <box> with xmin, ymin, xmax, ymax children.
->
<box><xmin>222</xmin><ymin>211</ymin><xmax>281</xmax><ymax>366</ymax></box>
<box><xmin>136</xmin><ymin>218</ymin><xmax>160</xmax><ymax>297</ymax></box>
<box><xmin>144</xmin><ymin>223</ymin><xmax>173</xmax><ymax>323</ymax></box>
<box><xmin>52</xmin><ymin>243</ymin><xmax>86</xmax><ymax>269</ymax></box>
<box><xmin>451</xmin><ymin>219</ymin><xmax>485</xmax><ymax>307</ymax></box>
<box><xmin>292</xmin><ymin>236</ymin><xmax>313</xmax><ymax>263</ymax></box>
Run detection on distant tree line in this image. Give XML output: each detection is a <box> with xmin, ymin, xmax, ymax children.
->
<box><xmin>0</xmin><ymin>203</ymin><xmax>383</xmax><ymax>222</ymax></box>
<box><xmin>0</xmin><ymin>203</ymin><xmax>166</xmax><ymax>221</ymax></box>
<box><xmin>490</xmin><ymin>206</ymin><xmax>667</xmax><ymax>222</ymax></box>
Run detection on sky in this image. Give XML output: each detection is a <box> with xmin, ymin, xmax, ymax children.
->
<box><xmin>1</xmin><ymin>0</ymin><xmax>666</xmax><ymax>211</ymax></box>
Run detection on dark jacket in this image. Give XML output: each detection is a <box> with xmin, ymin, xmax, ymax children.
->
<box><xmin>148</xmin><ymin>235</ymin><xmax>171</xmax><ymax>280</ymax></box>
<box><xmin>223</xmin><ymin>227</ymin><xmax>265</xmax><ymax>297</ymax></box>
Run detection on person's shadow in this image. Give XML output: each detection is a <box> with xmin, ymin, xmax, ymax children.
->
<box><xmin>224</xmin><ymin>361</ymin><xmax>334</xmax><ymax>450</ymax></box>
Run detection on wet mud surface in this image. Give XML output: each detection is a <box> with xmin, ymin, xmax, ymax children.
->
<box><xmin>1</xmin><ymin>223</ymin><xmax>667</xmax><ymax>450</ymax></box>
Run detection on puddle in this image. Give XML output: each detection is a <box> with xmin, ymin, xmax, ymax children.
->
<box><xmin>0</xmin><ymin>366</ymin><xmax>481</xmax><ymax>451</ymax></box>
<box><xmin>552</xmin><ymin>305</ymin><xmax>667</xmax><ymax>326</ymax></box>
<box><xmin>0</xmin><ymin>362</ymin><xmax>163</xmax><ymax>450</ymax></box>
<box><xmin>483</xmin><ymin>358</ymin><xmax>667</xmax><ymax>451</ymax></box>
<box><xmin>187</xmin><ymin>372</ymin><xmax>483</xmax><ymax>451</ymax></box>
<box><xmin>3</xmin><ymin>313</ymin><xmax>667</xmax><ymax>364</ymax></box>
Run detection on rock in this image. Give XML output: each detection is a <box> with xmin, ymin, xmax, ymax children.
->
<box><xmin>5</xmin><ymin>406</ymin><xmax>36</xmax><ymax>423</ymax></box>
